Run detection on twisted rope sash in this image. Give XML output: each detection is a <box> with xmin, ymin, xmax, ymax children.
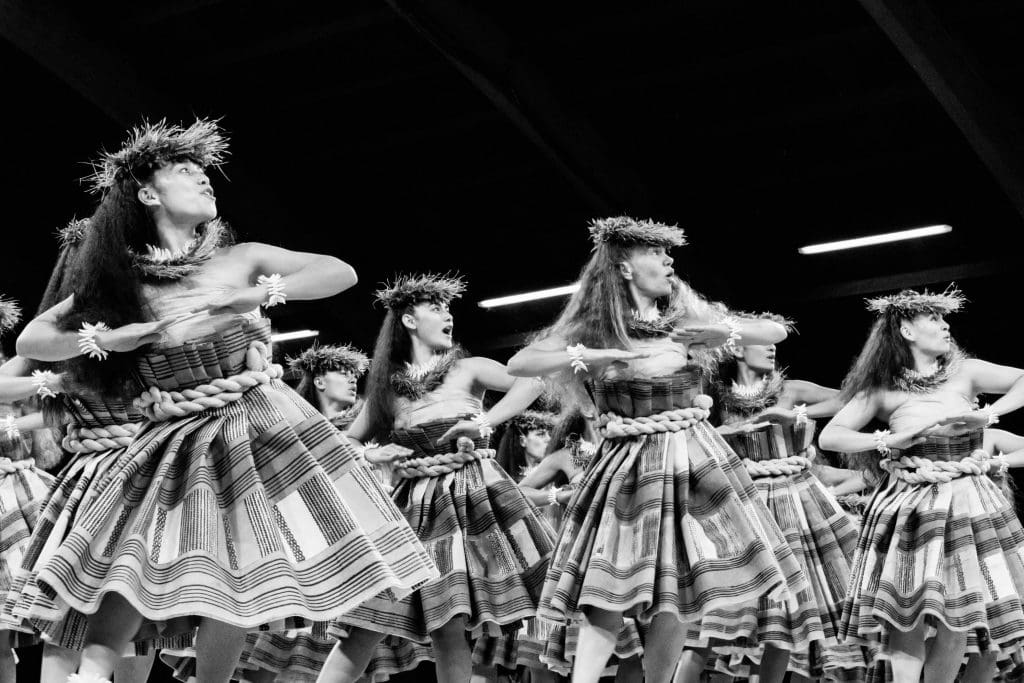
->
<box><xmin>62</xmin><ymin>423</ymin><xmax>141</xmax><ymax>454</ymax></box>
<box><xmin>597</xmin><ymin>395</ymin><xmax>714</xmax><ymax>440</ymax></box>
<box><xmin>743</xmin><ymin>455</ymin><xmax>812</xmax><ymax>478</ymax></box>
<box><xmin>134</xmin><ymin>341</ymin><xmax>284</xmax><ymax>422</ymax></box>
<box><xmin>880</xmin><ymin>448</ymin><xmax>1002</xmax><ymax>484</ymax></box>
<box><xmin>393</xmin><ymin>435</ymin><xmax>495</xmax><ymax>479</ymax></box>
<box><xmin>0</xmin><ymin>457</ymin><xmax>39</xmax><ymax>474</ymax></box>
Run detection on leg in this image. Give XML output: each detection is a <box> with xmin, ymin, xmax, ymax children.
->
<box><xmin>41</xmin><ymin>642</ymin><xmax>81</xmax><ymax>683</ymax></box>
<box><xmin>430</xmin><ymin>615</ymin><xmax>472</xmax><ymax>683</ymax></box>
<box><xmin>888</xmin><ymin>623</ymin><xmax>927</xmax><ymax>683</ymax></box>
<box><xmin>674</xmin><ymin>648</ymin><xmax>709</xmax><ymax>683</ymax></box>
<box><xmin>615</xmin><ymin>655</ymin><xmax>643</xmax><ymax>683</ymax></box>
<box><xmin>194</xmin><ymin>617</ymin><xmax>248</xmax><ymax>683</ymax></box>
<box><xmin>0</xmin><ymin>637</ymin><xmax>15</xmax><ymax>683</ymax></box>
<box><xmin>923</xmin><ymin>624</ymin><xmax>966</xmax><ymax>683</ymax></box>
<box><xmin>962</xmin><ymin>651</ymin><xmax>997</xmax><ymax>683</ymax></box>
<box><xmin>246</xmin><ymin>670</ymin><xmax>280</xmax><ymax>683</ymax></box>
<box><xmin>78</xmin><ymin>593</ymin><xmax>145</xmax><ymax>678</ymax></box>
<box><xmin>571</xmin><ymin>607</ymin><xmax>621</xmax><ymax>683</ymax></box>
<box><xmin>112</xmin><ymin>651</ymin><xmax>154</xmax><ymax>683</ymax></box>
<box><xmin>757</xmin><ymin>644</ymin><xmax>791</xmax><ymax>683</ymax></box>
<box><xmin>642</xmin><ymin>613</ymin><xmax>687</xmax><ymax>683</ymax></box>
<box><xmin>315</xmin><ymin>627</ymin><xmax>386</xmax><ymax>683</ymax></box>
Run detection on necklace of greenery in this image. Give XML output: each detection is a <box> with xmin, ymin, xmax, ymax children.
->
<box><xmin>892</xmin><ymin>349</ymin><xmax>965</xmax><ymax>394</ymax></box>
<box><xmin>130</xmin><ymin>219</ymin><xmax>230</xmax><ymax>280</ymax></box>
<box><xmin>390</xmin><ymin>345</ymin><xmax>467</xmax><ymax>399</ymax></box>
<box><xmin>718</xmin><ymin>370</ymin><xmax>786</xmax><ymax>417</ymax></box>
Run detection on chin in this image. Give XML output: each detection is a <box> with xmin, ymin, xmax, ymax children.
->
<box><xmin>433</xmin><ymin>337</ymin><xmax>454</xmax><ymax>351</ymax></box>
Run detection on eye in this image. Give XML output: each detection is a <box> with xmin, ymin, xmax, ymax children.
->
<box><xmin>179</xmin><ymin>167</ymin><xmax>192</xmax><ymax>174</ymax></box>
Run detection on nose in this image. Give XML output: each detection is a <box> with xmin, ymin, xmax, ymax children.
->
<box><xmin>766</xmin><ymin>343</ymin><xmax>776</xmax><ymax>352</ymax></box>
<box><xmin>665</xmin><ymin>255</ymin><xmax>674</xmax><ymax>266</ymax></box>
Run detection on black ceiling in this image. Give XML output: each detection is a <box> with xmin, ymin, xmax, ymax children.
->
<box><xmin>2</xmin><ymin>0</ymin><xmax>1022</xmax><ymax>373</ymax></box>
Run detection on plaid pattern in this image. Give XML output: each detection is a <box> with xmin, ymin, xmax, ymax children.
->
<box><xmin>839</xmin><ymin>429</ymin><xmax>1024</xmax><ymax>668</ymax></box>
<box><xmin>332</xmin><ymin>416</ymin><xmax>557</xmax><ymax>679</ymax></box>
<box><xmin>710</xmin><ymin>421</ymin><xmax>865</xmax><ymax>679</ymax></box>
<box><xmin>537</xmin><ymin>376</ymin><xmax>810</xmax><ymax>665</ymax></box>
<box><xmin>33</xmin><ymin>318</ymin><xmax>437</xmax><ymax>629</ymax></box>
<box><xmin>1</xmin><ymin>458</ymin><xmax>54</xmax><ymax>648</ymax></box>
<box><xmin>2</xmin><ymin>395</ymin><xmax>199</xmax><ymax>650</ymax></box>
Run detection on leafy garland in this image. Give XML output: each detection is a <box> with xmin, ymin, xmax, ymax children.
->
<box><xmin>717</xmin><ymin>371</ymin><xmax>786</xmax><ymax>417</ymax></box>
<box><xmin>390</xmin><ymin>346</ymin><xmax>467</xmax><ymax>399</ymax></box>
<box><xmin>129</xmin><ymin>218</ymin><xmax>232</xmax><ymax>280</ymax></box>
<box><xmin>329</xmin><ymin>398</ymin><xmax>364</xmax><ymax>431</ymax></box>
<box><xmin>627</xmin><ymin>309</ymin><xmax>684</xmax><ymax>339</ymax></box>
<box><xmin>892</xmin><ymin>348</ymin><xmax>965</xmax><ymax>394</ymax></box>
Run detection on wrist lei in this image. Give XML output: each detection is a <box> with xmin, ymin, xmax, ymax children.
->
<box><xmin>566</xmin><ymin>344</ymin><xmax>588</xmax><ymax>374</ymax></box>
<box><xmin>547</xmin><ymin>487</ymin><xmax>560</xmax><ymax>506</ymax></box>
<box><xmin>31</xmin><ymin>370</ymin><xmax>60</xmax><ymax>399</ymax></box>
<box><xmin>2</xmin><ymin>415</ymin><xmax>19</xmax><ymax>440</ymax></box>
<box><xmin>473</xmin><ymin>413</ymin><xmax>494</xmax><ymax>439</ymax></box>
<box><xmin>874</xmin><ymin>429</ymin><xmax>892</xmax><ymax>456</ymax></box>
<box><xmin>722</xmin><ymin>316</ymin><xmax>742</xmax><ymax>352</ymax></box>
<box><xmin>77</xmin><ymin>322</ymin><xmax>111</xmax><ymax>360</ymax></box>
<box><xmin>793</xmin><ymin>403</ymin><xmax>808</xmax><ymax>425</ymax></box>
<box><xmin>257</xmin><ymin>273</ymin><xmax>287</xmax><ymax>307</ymax></box>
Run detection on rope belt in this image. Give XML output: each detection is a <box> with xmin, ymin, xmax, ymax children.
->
<box><xmin>62</xmin><ymin>422</ymin><xmax>141</xmax><ymax>454</ymax></box>
<box><xmin>394</xmin><ymin>435</ymin><xmax>495</xmax><ymax>479</ymax></box>
<box><xmin>742</xmin><ymin>455</ymin><xmax>812</xmax><ymax>478</ymax></box>
<box><xmin>880</xmin><ymin>448</ymin><xmax>1001</xmax><ymax>484</ymax></box>
<box><xmin>0</xmin><ymin>457</ymin><xmax>38</xmax><ymax>474</ymax></box>
<box><xmin>598</xmin><ymin>405</ymin><xmax>712</xmax><ymax>440</ymax></box>
<box><xmin>134</xmin><ymin>341</ymin><xmax>284</xmax><ymax>422</ymax></box>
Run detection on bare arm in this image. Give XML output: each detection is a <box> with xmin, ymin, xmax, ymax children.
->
<box><xmin>239</xmin><ymin>242</ymin><xmax>358</xmax><ymax>301</ymax></box>
<box><xmin>819</xmin><ymin>392</ymin><xmax>886</xmax><ymax>453</ymax></box>
<box><xmin>786</xmin><ymin>380</ymin><xmax>843</xmax><ymax>419</ymax></box>
<box><xmin>735</xmin><ymin>318</ymin><xmax>788</xmax><ymax>346</ymax></box>
<box><xmin>987</xmin><ymin>428</ymin><xmax>1024</xmax><ymax>468</ymax></box>
<box><xmin>967</xmin><ymin>359</ymin><xmax>1024</xmax><ymax>418</ymax></box>
<box><xmin>0</xmin><ymin>356</ymin><xmax>38</xmax><ymax>402</ymax></box>
<box><xmin>507</xmin><ymin>334</ymin><xmax>650</xmax><ymax>378</ymax></box>
<box><xmin>467</xmin><ymin>357</ymin><xmax>545</xmax><ymax>427</ymax></box>
<box><xmin>16</xmin><ymin>296</ymin><xmax>81</xmax><ymax>361</ymax></box>
<box><xmin>519</xmin><ymin>451</ymin><xmax>573</xmax><ymax>507</ymax></box>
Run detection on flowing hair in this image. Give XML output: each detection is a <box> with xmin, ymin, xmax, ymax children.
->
<box><xmin>531</xmin><ymin>241</ymin><xmax>725</xmax><ymax>409</ymax></box>
<box><xmin>295</xmin><ymin>374</ymin><xmax>319</xmax><ymax>408</ymax></box>
<box><xmin>361</xmin><ymin>309</ymin><xmax>414</xmax><ymax>442</ymax></box>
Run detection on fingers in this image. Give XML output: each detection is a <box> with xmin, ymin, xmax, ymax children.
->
<box><xmin>137</xmin><ymin>333</ymin><xmax>163</xmax><ymax>346</ymax></box>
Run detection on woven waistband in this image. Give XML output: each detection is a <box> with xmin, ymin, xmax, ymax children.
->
<box><xmin>598</xmin><ymin>398</ymin><xmax>713</xmax><ymax>440</ymax></box>
<box><xmin>394</xmin><ymin>436</ymin><xmax>495</xmax><ymax>478</ymax></box>
<box><xmin>391</xmin><ymin>415</ymin><xmax>490</xmax><ymax>457</ymax></box>
<box><xmin>589</xmin><ymin>371</ymin><xmax>703</xmax><ymax>418</ymax></box>
<box><xmin>62</xmin><ymin>423</ymin><xmax>141</xmax><ymax>454</ymax></box>
<box><xmin>722</xmin><ymin>420</ymin><xmax>816</xmax><ymax>462</ymax></box>
<box><xmin>890</xmin><ymin>429</ymin><xmax>984</xmax><ymax>462</ymax></box>
<box><xmin>742</xmin><ymin>455</ymin><xmax>812</xmax><ymax>478</ymax></box>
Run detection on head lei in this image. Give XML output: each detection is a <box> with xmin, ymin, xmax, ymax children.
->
<box><xmin>587</xmin><ymin>216</ymin><xmax>687</xmax><ymax>249</ymax></box>
<box><xmin>288</xmin><ymin>343</ymin><xmax>370</xmax><ymax>379</ymax></box>
<box><xmin>374</xmin><ymin>272</ymin><xmax>466</xmax><ymax>311</ymax></box>
<box><xmin>57</xmin><ymin>217</ymin><xmax>90</xmax><ymax>249</ymax></box>
<box><xmin>511</xmin><ymin>410</ymin><xmax>557</xmax><ymax>435</ymax></box>
<box><xmin>865</xmin><ymin>285</ymin><xmax>966</xmax><ymax>319</ymax></box>
<box><xmin>0</xmin><ymin>295</ymin><xmax>21</xmax><ymax>334</ymax></box>
<box><xmin>85</xmin><ymin>118</ymin><xmax>229</xmax><ymax>194</ymax></box>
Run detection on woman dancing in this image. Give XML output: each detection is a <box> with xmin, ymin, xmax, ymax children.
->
<box><xmin>820</xmin><ymin>287</ymin><xmax>1024</xmax><ymax>683</ymax></box>
<box><xmin>316</xmin><ymin>273</ymin><xmax>556</xmax><ymax>683</ymax></box>
<box><xmin>506</xmin><ymin>216</ymin><xmax>800</xmax><ymax>683</ymax></box>
<box><xmin>16</xmin><ymin>119</ymin><xmax>437</xmax><ymax>683</ymax></box>
<box><xmin>693</xmin><ymin>313</ymin><xmax>864</xmax><ymax>681</ymax></box>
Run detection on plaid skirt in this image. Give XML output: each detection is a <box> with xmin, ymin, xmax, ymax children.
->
<box><xmin>839</xmin><ymin>465</ymin><xmax>1024</xmax><ymax>664</ymax></box>
<box><xmin>1</xmin><ymin>458</ymin><xmax>54</xmax><ymax>647</ymax></box>
<box><xmin>710</xmin><ymin>468</ymin><xmax>866</xmax><ymax>679</ymax></box>
<box><xmin>537</xmin><ymin>420</ymin><xmax>809</xmax><ymax>655</ymax></box>
<box><xmin>33</xmin><ymin>381</ymin><xmax>438</xmax><ymax>628</ymax></box>
<box><xmin>331</xmin><ymin>454</ymin><xmax>556</xmax><ymax>679</ymax></box>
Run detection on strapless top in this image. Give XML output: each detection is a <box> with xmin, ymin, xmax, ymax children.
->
<box><xmin>889</xmin><ymin>388</ymin><xmax>974</xmax><ymax>434</ymax></box>
<box><xmin>721</xmin><ymin>420</ymin><xmax>817</xmax><ymax>462</ymax></box>
<box><xmin>588</xmin><ymin>368</ymin><xmax>702</xmax><ymax>417</ymax></box>
<box><xmin>136</xmin><ymin>316</ymin><xmax>272</xmax><ymax>392</ymax></box>
<box><xmin>391</xmin><ymin>416</ymin><xmax>490</xmax><ymax>457</ymax></box>
<box><xmin>891</xmin><ymin>429</ymin><xmax>983</xmax><ymax>462</ymax></box>
<box><xmin>393</xmin><ymin>385</ymin><xmax>483</xmax><ymax>432</ymax></box>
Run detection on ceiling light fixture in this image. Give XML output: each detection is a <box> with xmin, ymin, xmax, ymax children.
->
<box><xmin>798</xmin><ymin>224</ymin><xmax>952</xmax><ymax>255</ymax></box>
<box><xmin>271</xmin><ymin>329</ymin><xmax>319</xmax><ymax>343</ymax></box>
<box><xmin>478</xmin><ymin>283</ymin><xmax>581</xmax><ymax>309</ymax></box>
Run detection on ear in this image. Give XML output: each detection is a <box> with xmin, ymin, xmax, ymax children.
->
<box><xmin>313</xmin><ymin>376</ymin><xmax>326</xmax><ymax>391</ymax></box>
<box><xmin>616</xmin><ymin>261</ymin><xmax>634</xmax><ymax>281</ymax></box>
<box><xmin>401</xmin><ymin>312</ymin><xmax>418</xmax><ymax>331</ymax></box>
<box><xmin>730</xmin><ymin>345</ymin><xmax>745</xmax><ymax>360</ymax></box>
<box><xmin>518</xmin><ymin>434</ymin><xmax>527</xmax><ymax>447</ymax></box>
<box><xmin>137</xmin><ymin>184</ymin><xmax>160</xmax><ymax>207</ymax></box>
<box><xmin>899</xmin><ymin>321</ymin><xmax>916</xmax><ymax>342</ymax></box>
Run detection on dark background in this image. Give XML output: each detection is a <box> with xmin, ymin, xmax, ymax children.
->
<box><xmin>3</xmin><ymin>0</ymin><xmax>1024</xmax><ymax>680</ymax></box>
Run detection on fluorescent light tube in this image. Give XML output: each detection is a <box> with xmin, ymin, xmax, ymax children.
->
<box><xmin>798</xmin><ymin>225</ymin><xmax>952</xmax><ymax>255</ymax></box>
<box><xmin>271</xmin><ymin>329</ymin><xmax>319</xmax><ymax>342</ymax></box>
<box><xmin>477</xmin><ymin>283</ymin><xmax>581</xmax><ymax>309</ymax></box>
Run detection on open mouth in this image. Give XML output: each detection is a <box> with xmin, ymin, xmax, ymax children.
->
<box><xmin>442</xmin><ymin>325</ymin><xmax>453</xmax><ymax>336</ymax></box>
<box><xmin>201</xmin><ymin>189</ymin><xmax>216</xmax><ymax>200</ymax></box>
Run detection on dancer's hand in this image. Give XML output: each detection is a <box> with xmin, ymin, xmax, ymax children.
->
<box><xmin>94</xmin><ymin>317</ymin><xmax>183</xmax><ymax>353</ymax></box>
<box><xmin>202</xmin><ymin>286</ymin><xmax>270</xmax><ymax>315</ymax></box>
<box><xmin>884</xmin><ymin>425</ymin><xmax>938</xmax><ymax>450</ymax></box>
<box><xmin>756</xmin><ymin>406</ymin><xmax>799</xmax><ymax>424</ymax></box>
<box><xmin>582</xmin><ymin>348</ymin><xmax>652</xmax><ymax>364</ymax></box>
<box><xmin>671</xmin><ymin>323</ymin><xmax>732</xmax><ymax>349</ymax></box>
<box><xmin>364</xmin><ymin>443</ymin><xmax>413</xmax><ymax>464</ymax></box>
<box><xmin>937</xmin><ymin>409</ymin><xmax>993</xmax><ymax>431</ymax></box>
<box><xmin>436</xmin><ymin>420</ymin><xmax>482</xmax><ymax>446</ymax></box>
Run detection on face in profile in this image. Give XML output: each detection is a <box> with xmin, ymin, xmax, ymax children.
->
<box><xmin>404</xmin><ymin>301</ymin><xmax>454</xmax><ymax>351</ymax></box>
<box><xmin>622</xmin><ymin>246</ymin><xmax>675</xmax><ymax>300</ymax></box>
<box><xmin>317</xmin><ymin>370</ymin><xmax>358</xmax><ymax>407</ymax></box>
<box><xmin>737</xmin><ymin>344</ymin><xmax>777</xmax><ymax>374</ymax></box>
<box><xmin>141</xmin><ymin>160</ymin><xmax>218</xmax><ymax>224</ymax></box>
<box><xmin>902</xmin><ymin>313</ymin><xmax>952</xmax><ymax>356</ymax></box>
<box><xmin>520</xmin><ymin>428</ymin><xmax>551</xmax><ymax>459</ymax></box>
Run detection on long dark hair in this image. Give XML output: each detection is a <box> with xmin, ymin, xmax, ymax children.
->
<box><xmin>295</xmin><ymin>374</ymin><xmax>319</xmax><ymax>408</ymax></box>
<box><xmin>361</xmin><ymin>309</ymin><xmax>414</xmax><ymax>442</ymax></box>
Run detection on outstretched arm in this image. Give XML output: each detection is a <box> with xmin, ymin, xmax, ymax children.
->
<box><xmin>519</xmin><ymin>451</ymin><xmax>575</xmax><ymax>507</ymax></box>
<box><xmin>787</xmin><ymin>380</ymin><xmax>844</xmax><ymax>419</ymax></box>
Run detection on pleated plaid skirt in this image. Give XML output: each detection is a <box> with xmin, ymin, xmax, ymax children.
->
<box><xmin>839</xmin><ymin>430</ymin><xmax>1024</xmax><ymax>666</ymax></box>
<box><xmin>332</xmin><ymin>416</ymin><xmax>557</xmax><ymax>679</ymax></box>
<box><xmin>33</xmin><ymin>318</ymin><xmax>437</xmax><ymax>629</ymax></box>
<box><xmin>1</xmin><ymin>456</ymin><xmax>54</xmax><ymax>648</ymax></box>
<box><xmin>706</xmin><ymin>422</ymin><xmax>865</xmax><ymax>679</ymax></box>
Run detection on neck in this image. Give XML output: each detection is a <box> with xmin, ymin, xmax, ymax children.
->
<box><xmin>318</xmin><ymin>395</ymin><xmax>352</xmax><ymax>420</ymax></box>
<box><xmin>630</xmin><ymin>288</ymin><xmax>659</xmax><ymax>320</ymax></box>
<box><xmin>409</xmin><ymin>336</ymin><xmax>440</xmax><ymax>366</ymax></box>
<box><xmin>910</xmin><ymin>347</ymin><xmax>941</xmax><ymax>375</ymax></box>
<box><xmin>735</xmin><ymin>363</ymin><xmax>767</xmax><ymax>388</ymax></box>
<box><xmin>525</xmin><ymin>451</ymin><xmax>544</xmax><ymax>467</ymax></box>
<box><xmin>153</xmin><ymin>215</ymin><xmax>200</xmax><ymax>251</ymax></box>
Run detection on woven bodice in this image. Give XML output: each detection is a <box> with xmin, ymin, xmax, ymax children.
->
<box><xmin>136</xmin><ymin>317</ymin><xmax>272</xmax><ymax>392</ymax></box>
<box><xmin>391</xmin><ymin>416</ymin><xmax>490</xmax><ymax>458</ymax></box>
<box><xmin>893</xmin><ymin>429</ymin><xmax>983</xmax><ymax>462</ymax></box>
<box><xmin>722</xmin><ymin>420</ymin><xmax>817</xmax><ymax>462</ymax></box>
<box><xmin>62</xmin><ymin>394</ymin><xmax>143</xmax><ymax>429</ymax></box>
<box><xmin>588</xmin><ymin>368</ymin><xmax>702</xmax><ymax>418</ymax></box>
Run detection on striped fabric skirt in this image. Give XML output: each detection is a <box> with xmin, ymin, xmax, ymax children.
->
<box><xmin>1</xmin><ymin>457</ymin><xmax>54</xmax><ymax>647</ymax></box>
<box><xmin>839</xmin><ymin>444</ymin><xmax>1024</xmax><ymax>667</ymax></box>
<box><xmin>537</xmin><ymin>419</ymin><xmax>810</xmax><ymax>663</ymax></box>
<box><xmin>32</xmin><ymin>380</ymin><xmax>438</xmax><ymax>629</ymax></box>
<box><xmin>710</xmin><ymin>468</ymin><xmax>865</xmax><ymax>679</ymax></box>
<box><xmin>162</xmin><ymin>628</ymin><xmax>336</xmax><ymax>683</ymax></box>
<box><xmin>332</xmin><ymin>423</ymin><xmax>556</xmax><ymax>679</ymax></box>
